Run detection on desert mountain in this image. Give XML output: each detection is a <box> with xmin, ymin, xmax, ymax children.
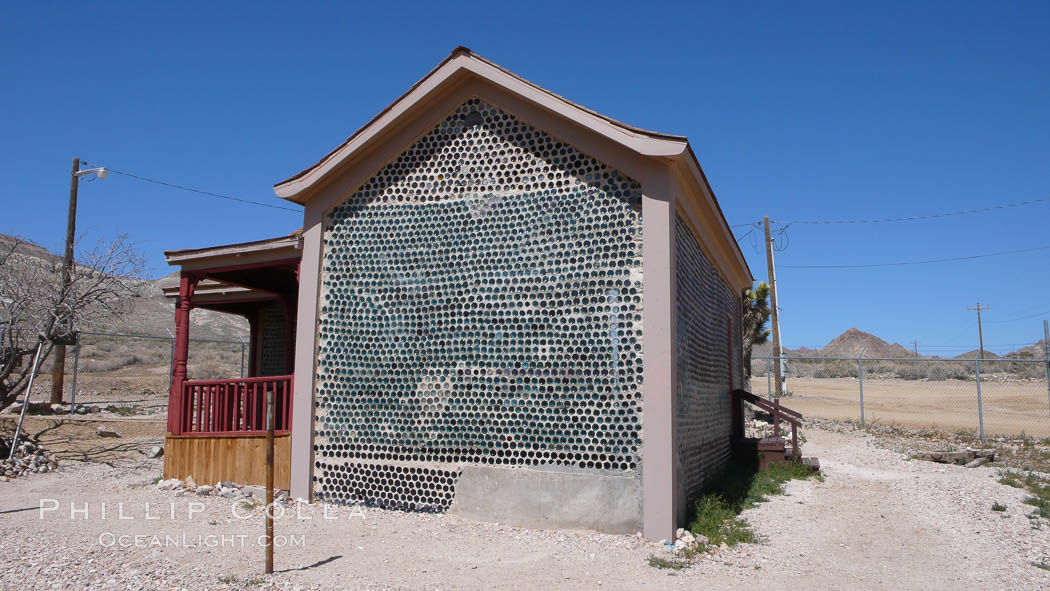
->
<box><xmin>1</xmin><ymin>233</ymin><xmax>247</xmax><ymax>341</ymax></box>
<box><xmin>754</xmin><ymin>328</ymin><xmax>915</xmax><ymax>359</ymax></box>
<box><xmin>1011</xmin><ymin>339</ymin><xmax>1048</xmax><ymax>358</ymax></box>
<box><xmin>753</xmin><ymin>327</ymin><xmax>1046</xmax><ymax>360</ymax></box>
<box><xmin>952</xmin><ymin>350</ymin><xmax>1001</xmax><ymax>360</ymax></box>
<box><xmin>0</xmin><ymin>233</ymin><xmax>61</xmax><ymax>265</ymax></box>
<box><xmin>820</xmin><ymin>328</ymin><xmax>915</xmax><ymax>358</ymax></box>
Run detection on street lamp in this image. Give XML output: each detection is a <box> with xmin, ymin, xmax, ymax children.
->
<box><xmin>74</xmin><ymin>166</ymin><xmax>107</xmax><ymax>180</ymax></box>
<box><xmin>50</xmin><ymin>158</ymin><xmax>107</xmax><ymax>405</ymax></box>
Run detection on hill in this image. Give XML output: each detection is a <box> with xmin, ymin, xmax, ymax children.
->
<box><xmin>820</xmin><ymin>328</ymin><xmax>914</xmax><ymax>359</ymax></box>
<box><xmin>1</xmin><ymin>233</ymin><xmax>247</xmax><ymax>341</ymax></box>
<box><xmin>755</xmin><ymin>328</ymin><xmax>916</xmax><ymax>359</ymax></box>
<box><xmin>952</xmin><ymin>350</ymin><xmax>1001</xmax><ymax>360</ymax></box>
<box><xmin>0</xmin><ymin>233</ymin><xmax>62</xmax><ymax>265</ymax></box>
<box><xmin>1010</xmin><ymin>339</ymin><xmax>1047</xmax><ymax>358</ymax></box>
<box><xmin>755</xmin><ymin>329</ymin><xmax>1046</xmax><ymax>360</ymax></box>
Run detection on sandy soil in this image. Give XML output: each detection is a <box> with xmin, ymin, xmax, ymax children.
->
<box><xmin>0</xmin><ymin>416</ymin><xmax>164</xmax><ymax>464</ymax></box>
<box><xmin>2</xmin><ymin>425</ymin><xmax>1048</xmax><ymax>590</ymax></box>
<box><xmin>783</xmin><ymin>377</ymin><xmax>1050</xmax><ymax>438</ymax></box>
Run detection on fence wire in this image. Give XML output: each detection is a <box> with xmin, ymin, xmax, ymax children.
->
<box><xmin>752</xmin><ymin>353</ymin><xmax>1050</xmax><ymax>440</ymax></box>
<box><xmin>3</xmin><ymin>329</ymin><xmax>248</xmax><ymax>412</ymax></box>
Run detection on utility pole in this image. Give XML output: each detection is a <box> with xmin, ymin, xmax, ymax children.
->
<box><xmin>763</xmin><ymin>217</ymin><xmax>783</xmax><ymax>396</ymax></box>
<box><xmin>1043</xmin><ymin>320</ymin><xmax>1049</xmax><ymax>417</ymax></box>
<box><xmin>968</xmin><ymin>302</ymin><xmax>990</xmax><ymax>360</ymax></box>
<box><xmin>912</xmin><ymin>340</ymin><xmax>919</xmax><ymax>358</ymax></box>
<box><xmin>50</xmin><ymin>157</ymin><xmax>80</xmax><ymax>405</ymax></box>
<box><xmin>265</xmin><ymin>388</ymin><xmax>275</xmax><ymax>574</ymax></box>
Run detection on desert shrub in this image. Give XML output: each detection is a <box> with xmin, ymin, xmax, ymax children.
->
<box><xmin>188</xmin><ymin>359</ymin><xmax>235</xmax><ymax>380</ymax></box>
<box><xmin>784</xmin><ymin>361</ymin><xmax>807</xmax><ymax>378</ymax></box>
<box><xmin>104</xmin><ymin>405</ymin><xmax>142</xmax><ymax>416</ymax></box>
<box><xmin>92</xmin><ymin>339</ymin><xmax>115</xmax><ymax>353</ymax></box>
<box><xmin>83</xmin><ymin>355</ymin><xmax>138</xmax><ymax>373</ymax></box>
<box><xmin>1003</xmin><ymin>360</ymin><xmax>1045</xmax><ymax>379</ymax></box>
<box><xmin>869</xmin><ymin>363</ymin><xmax>893</xmax><ymax>376</ymax></box>
<box><xmin>813</xmin><ymin>360</ymin><xmax>858</xmax><ymax>379</ymax></box>
<box><xmin>647</xmin><ymin>555</ymin><xmax>692</xmax><ymax>570</ymax></box>
<box><xmin>897</xmin><ymin>365</ymin><xmax>927</xmax><ymax>380</ymax></box>
<box><xmin>927</xmin><ymin>364</ymin><xmax>969</xmax><ymax>381</ymax></box>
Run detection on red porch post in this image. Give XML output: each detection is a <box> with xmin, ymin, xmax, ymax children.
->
<box><xmin>167</xmin><ymin>273</ymin><xmax>198</xmax><ymax>434</ymax></box>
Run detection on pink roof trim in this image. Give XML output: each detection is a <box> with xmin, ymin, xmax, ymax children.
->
<box><xmin>273</xmin><ymin>47</ymin><xmax>689</xmax><ymax>201</ymax></box>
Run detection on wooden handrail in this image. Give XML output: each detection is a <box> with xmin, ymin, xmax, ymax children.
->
<box><xmin>733</xmin><ymin>388</ymin><xmax>803</xmax><ymax>421</ymax></box>
<box><xmin>176</xmin><ymin>375</ymin><xmax>293</xmax><ymax>436</ymax></box>
<box><xmin>185</xmin><ymin>374</ymin><xmax>293</xmax><ymax>386</ymax></box>
<box><xmin>732</xmin><ymin>388</ymin><xmax>803</xmax><ymax>462</ymax></box>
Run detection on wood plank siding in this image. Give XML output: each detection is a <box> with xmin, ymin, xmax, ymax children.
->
<box><xmin>162</xmin><ymin>433</ymin><xmax>291</xmax><ymax>490</ymax></box>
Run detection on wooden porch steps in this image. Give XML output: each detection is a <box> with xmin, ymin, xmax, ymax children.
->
<box><xmin>731</xmin><ymin>390</ymin><xmax>819</xmax><ymax>472</ymax></box>
<box><xmin>758</xmin><ymin>436</ymin><xmax>792</xmax><ymax>468</ymax></box>
<box><xmin>736</xmin><ymin>436</ymin><xmax>820</xmax><ymax>471</ymax></box>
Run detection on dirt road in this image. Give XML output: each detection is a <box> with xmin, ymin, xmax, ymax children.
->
<box><xmin>1</xmin><ymin>425</ymin><xmax>1047</xmax><ymax>590</ymax></box>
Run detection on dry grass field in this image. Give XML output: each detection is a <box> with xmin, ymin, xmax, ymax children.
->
<box><xmin>784</xmin><ymin>376</ymin><xmax>1050</xmax><ymax>438</ymax></box>
<box><xmin>2</xmin><ymin>336</ymin><xmax>246</xmax><ymax>421</ymax></box>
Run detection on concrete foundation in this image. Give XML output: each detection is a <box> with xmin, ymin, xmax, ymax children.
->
<box><xmin>448</xmin><ymin>465</ymin><xmax>643</xmax><ymax>535</ymax></box>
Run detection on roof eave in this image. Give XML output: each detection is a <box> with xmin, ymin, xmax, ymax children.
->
<box><xmin>273</xmin><ymin>48</ymin><xmax>689</xmax><ymax>203</ymax></box>
<box><xmin>672</xmin><ymin>146</ymin><xmax>754</xmax><ymax>287</ymax></box>
<box><xmin>164</xmin><ymin>235</ymin><xmax>302</xmax><ymax>267</ymax></box>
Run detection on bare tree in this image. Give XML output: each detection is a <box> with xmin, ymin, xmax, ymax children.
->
<box><xmin>0</xmin><ymin>234</ymin><xmax>146</xmax><ymax>411</ymax></box>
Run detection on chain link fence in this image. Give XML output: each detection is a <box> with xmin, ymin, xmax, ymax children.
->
<box><xmin>752</xmin><ymin>353</ymin><xmax>1050</xmax><ymax>440</ymax></box>
<box><xmin>2</xmin><ymin>327</ymin><xmax>247</xmax><ymax>413</ymax></box>
<box><xmin>67</xmin><ymin>330</ymin><xmax>248</xmax><ymax>410</ymax></box>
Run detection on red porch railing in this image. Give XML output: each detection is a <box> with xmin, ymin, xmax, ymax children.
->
<box><xmin>174</xmin><ymin>375</ymin><xmax>293</xmax><ymax>436</ymax></box>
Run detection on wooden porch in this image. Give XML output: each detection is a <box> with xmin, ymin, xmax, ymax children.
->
<box><xmin>160</xmin><ymin>232</ymin><xmax>301</xmax><ymax>489</ymax></box>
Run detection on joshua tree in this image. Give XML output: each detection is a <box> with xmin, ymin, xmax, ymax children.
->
<box><xmin>0</xmin><ymin>234</ymin><xmax>144</xmax><ymax>411</ymax></box>
<box><xmin>742</xmin><ymin>281</ymin><xmax>771</xmax><ymax>384</ymax></box>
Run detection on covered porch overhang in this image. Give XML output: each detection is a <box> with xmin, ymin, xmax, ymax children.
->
<box><xmin>160</xmin><ymin>231</ymin><xmax>303</xmax><ymax>489</ymax></box>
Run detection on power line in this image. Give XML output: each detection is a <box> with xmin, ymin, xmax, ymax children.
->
<box><xmin>782</xmin><ymin>196</ymin><xmax>1050</xmax><ymax>225</ymax></box>
<box><xmin>86</xmin><ymin>163</ymin><xmax>302</xmax><ymax>213</ymax></box>
<box><xmin>730</xmin><ymin>195</ymin><xmax>1050</xmax><ymax>228</ymax></box>
<box><xmin>919</xmin><ymin>342</ymin><xmax>1040</xmax><ymax>349</ymax></box>
<box><xmin>781</xmin><ymin>244</ymin><xmax>1050</xmax><ymax>269</ymax></box>
<box><xmin>986</xmin><ymin>309</ymin><xmax>1050</xmax><ymax>324</ymax></box>
<box><xmin>771</xmin><ymin>223</ymin><xmax>790</xmax><ymax>252</ymax></box>
<box><xmin>733</xmin><ymin>226</ymin><xmax>757</xmax><ymax>242</ymax></box>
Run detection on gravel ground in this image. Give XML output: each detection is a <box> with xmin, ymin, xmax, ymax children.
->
<box><xmin>1</xmin><ymin>425</ymin><xmax>1048</xmax><ymax>590</ymax></box>
<box><xmin>813</xmin><ymin>417</ymin><xmax>1050</xmax><ymax>473</ymax></box>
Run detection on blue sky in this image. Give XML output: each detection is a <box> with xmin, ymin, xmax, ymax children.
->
<box><xmin>1</xmin><ymin>1</ymin><xmax>1047</xmax><ymax>355</ymax></box>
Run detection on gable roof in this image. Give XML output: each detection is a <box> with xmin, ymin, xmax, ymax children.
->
<box><xmin>274</xmin><ymin>47</ymin><xmax>694</xmax><ymax>200</ymax></box>
<box><xmin>273</xmin><ymin>47</ymin><xmax>752</xmax><ymax>286</ymax></box>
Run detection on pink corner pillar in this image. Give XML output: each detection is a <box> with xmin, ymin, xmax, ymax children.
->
<box><xmin>289</xmin><ymin>212</ymin><xmax>322</xmax><ymax>500</ymax></box>
<box><xmin>641</xmin><ymin>171</ymin><xmax>679</xmax><ymax>540</ymax></box>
